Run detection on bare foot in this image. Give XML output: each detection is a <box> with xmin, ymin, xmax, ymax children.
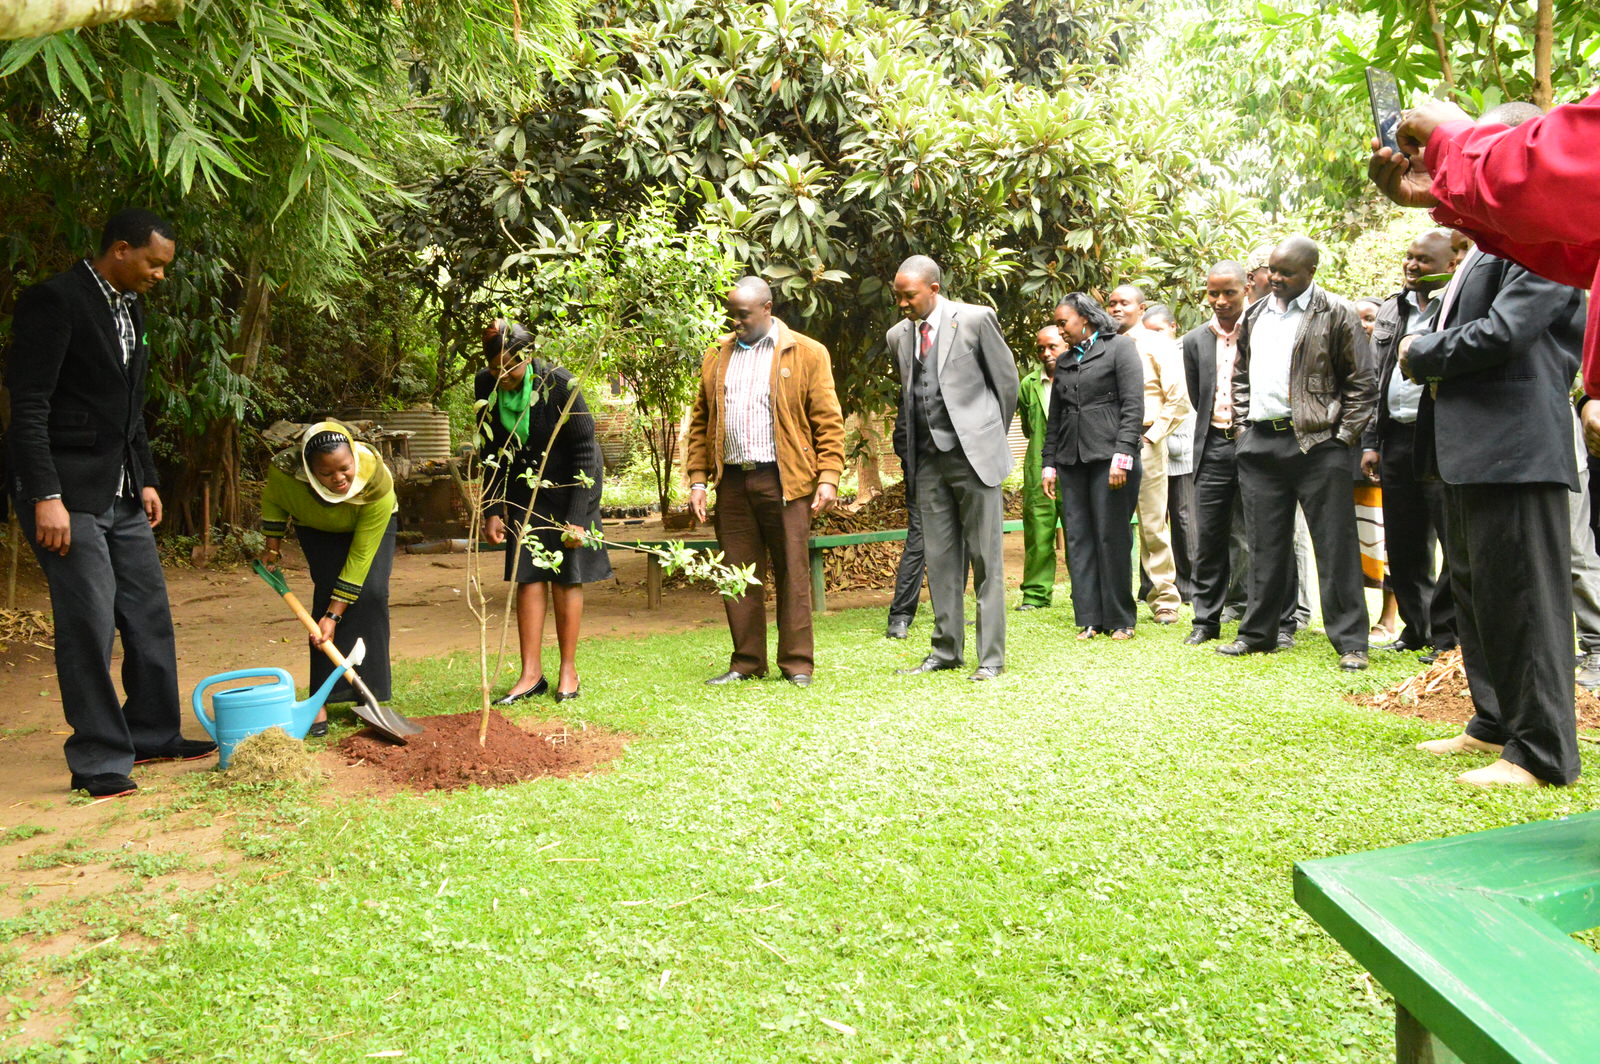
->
<box><xmin>1457</xmin><ymin>759</ymin><xmax>1546</xmax><ymax>788</ymax></box>
<box><xmin>1416</xmin><ymin>733</ymin><xmax>1504</xmax><ymax>756</ymax></box>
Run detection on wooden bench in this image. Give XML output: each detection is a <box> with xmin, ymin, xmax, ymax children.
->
<box><xmin>1293</xmin><ymin>811</ymin><xmax>1600</xmax><ymax>1063</ymax></box>
<box><xmin>620</xmin><ymin>519</ymin><xmax>1025</xmax><ymax>611</ymax></box>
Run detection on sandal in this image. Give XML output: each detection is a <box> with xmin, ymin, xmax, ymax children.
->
<box><xmin>1368</xmin><ymin>623</ymin><xmax>1397</xmax><ymax>642</ymax></box>
<box><xmin>1076</xmin><ymin>626</ymin><xmax>1100</xmax><ymax>640</ymax></box>
<box><xmin>1110</xmin><ymin>627</ymin><xmax>1135</xmax><ymax>641</ymax></box>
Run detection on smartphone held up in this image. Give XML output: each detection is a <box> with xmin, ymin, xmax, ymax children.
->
<box><xmin>1366</xmin><ymin>67</ymin><xmax>1406</xmax><ymax>157</ymax></box>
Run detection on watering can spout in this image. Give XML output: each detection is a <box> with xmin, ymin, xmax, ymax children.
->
<box><xmin>289</xmin><ymin>639</ymin><xmax>366</xmax><ymax>736</ymax></box>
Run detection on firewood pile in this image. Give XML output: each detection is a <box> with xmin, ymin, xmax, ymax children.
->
<box><xmin>810</xmin><ymin>483</ymin><xmax>1026</xmax><ymax>592</ymax></box>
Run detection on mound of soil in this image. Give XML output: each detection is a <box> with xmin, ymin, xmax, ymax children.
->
<box><xmin>1361</xmin><ymin>648</ymin><xmax>1600</xmax><ymax>730</ymax></box>
<box><xmin>337</xmin><ymin>711</ymin><xmax>627</xmax><ymax>792</ymax></box>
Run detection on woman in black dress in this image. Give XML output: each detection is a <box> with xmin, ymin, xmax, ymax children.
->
<box><xmin>1041</xmin><ymin>293</ymin><xmax>1145</xmax><ymax>640</ymax></box>
<box><xmin>477</xmin><ymin>321</ymin><xmax>612</xmax><ymax>703</ymax></box>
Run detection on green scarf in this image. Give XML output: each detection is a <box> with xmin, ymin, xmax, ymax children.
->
<box><xmin>495</xmin><ymin>367</ymin><xmax>536</xmax><ymax>445</ymax></box>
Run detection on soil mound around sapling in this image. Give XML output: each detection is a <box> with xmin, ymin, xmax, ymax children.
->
<box><xmin>336</xmin><ymin>710</ymin><xmax>628</xmax><ymax>792</ymax></box>
<box><xmin>1359</xmin><ymin>648</ymin><xmax>1600</xmax><ymax>730</ymax></box>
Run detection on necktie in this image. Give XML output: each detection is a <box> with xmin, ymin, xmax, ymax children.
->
<box><xmin>918</xmin><ymin>320</ymin><xmax>932</xmax><ymax>362</ymax></box>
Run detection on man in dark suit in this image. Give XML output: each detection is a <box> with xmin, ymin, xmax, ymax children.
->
<box><xmin>5</xmin><ymin>209</ymin><xmax>214</xmax><ymax>797</ymax></box>
<box><xmin>1359</xmin><ymin>230</ymin><xmax>1457</xmax><ymax>654</ymax></box>
<box><xmin>1180</xmin><ymin>261</ymin><xmax>1298</xmax><ymax>647</ymax></box>
<box><xmin>1406</xmin><ymin>237</ymin><xmax>1588</xmax><ymax>787</ymax></box>
<box><xmin>1220</xmin><ymin>235</ymin><xmax>1375</xmax><ymax>669</ymax></box>
<box><xmin>889</xmin><ymin>255</ymin><xmax>1019</xmax><ymax>680</ymax></box>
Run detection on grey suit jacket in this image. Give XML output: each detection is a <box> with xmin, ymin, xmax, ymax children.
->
<box><xmin>889</xmin><ymin>298</ymin><xmax>1020</xmax><ymax>488</ymax></box>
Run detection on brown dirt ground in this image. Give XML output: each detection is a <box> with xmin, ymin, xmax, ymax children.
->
<box><xmin>0</xmin><ymin>521</ymin><xmax>1026</xmax><ymax>1046</ymax></box>
<box><xmin>1363</xmin><ymin>669</ymin><xmax>1600</xmax><ymax>731</ymax></box>
<box><xmin>1</xmin><ymin>518</ymin><xmax>1024</xmax><ymax>870</ymax></box>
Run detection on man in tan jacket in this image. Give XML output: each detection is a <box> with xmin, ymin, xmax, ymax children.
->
<box><xmin>1107</xmin><ymin>285</ymin><xmax>1193</xmax><ymax>623</ymax></box>
<box><xmin>685</xmin><ymin>276</ymin><xmax>846</xmax><ymax>687</ymax></box>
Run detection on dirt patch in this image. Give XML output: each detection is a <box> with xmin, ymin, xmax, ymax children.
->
<box><xmin>1359</xmin><ymin>648</ymin><xmax>1600</xmax><ymax>730</ymax></box>
<box><xmin>337</xmin><ymin>711</ymin><xmax>630</xmax><ymax>792</ymax></box>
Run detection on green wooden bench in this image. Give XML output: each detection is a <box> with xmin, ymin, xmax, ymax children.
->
<box><xmin>620</xmin><ymin>519</ymin><xmax>1025</xmax><ymax>611</ymax></box>
<box><xmin>1293</xmin><ymin>811</ymin><xmax>1600</xmax><ymax>1064</ymax></box>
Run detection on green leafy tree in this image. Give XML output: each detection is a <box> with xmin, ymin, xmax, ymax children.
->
<box><xmin>404</xmin><ymin>0</ymin><xmax>1268</xmax><ymax>436</ymax></box>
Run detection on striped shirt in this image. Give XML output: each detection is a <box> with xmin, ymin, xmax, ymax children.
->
<box><xmin>723</xmin><ymin>324</ymin><xmax>778</xmax><ymax>465</ymax></box>
<box><xmin>82</xmin><ymin>260</ymin><xmax>137</xmax><ymax>366</ymax></box>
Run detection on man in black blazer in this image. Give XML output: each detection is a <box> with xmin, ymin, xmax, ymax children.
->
<box><xmin>1180</xmin><ymin>261</ymin><xmax>1298</xmax><ymax>646</ymax></box>
<box><xmin>1359</xmin><ymin>230</ymin><xmax>1458</xmax><ymax>654</ymax></box>
<box><xmin>1406</xmin><ymin>241</ymin><xmax>1587</xmax><ymax>787</ymax></box>
<box><xmin>5</xmin><ymin>209</ymin><xmax>213</xmax><ymax>798</ymax></box>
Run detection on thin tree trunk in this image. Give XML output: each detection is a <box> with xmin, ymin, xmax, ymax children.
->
<box><xmin>855</xmin><ymin>415</ymin><xmax>885</xmax><ymax>502</ymax></box>
<box><xmin>1424</xmin><ymin>0</ymin><xmax>1456</xmax><ymax>89</ymax></box>
<box><xmin>1533</xmin><ymin>0</ymin><xmax>1553</xmax><ymax>109</ymax></box>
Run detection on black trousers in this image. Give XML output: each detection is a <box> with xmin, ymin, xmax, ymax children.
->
<box><xmin>1059</xmin><ymin>456</ymin><xmax>1141</xmax><ymax>630</ymax></box>
<box><xmin>299</xmin><ymin>514</ymin><xmax>397</xmax><ymax>703</ymax></box>
<box><xmin>1191</xmin><ymin>429</ymin><xmax>1297</xmax><ymax>635</ymax></box>
<box><xmin>1448</xmin><ymin>481</ymin><xmax>1579</xmax><ymax>785</ymax></box>
<box><xmin>888</xmin><ymin>491</ymin><xmax>925</xmax><ymax>624</ymax></box>
<box><xmin>1237</xmin><ymin>427</ymin><xmax>1367</xmax><ymax>653</ymax></box>
<box><xmin>1167</xmin><ymin>471</ymin><xmax>1198</xmax><ymax>600</ymax></box>
<box><xmin>16</xmin><ymin>494</ymin><xmax>183</xmax><ymax>777</ymax></box>
<box><xmin>1377</xmin><ymin>422</ymin><xmax>1455</xmax><ymax>649</ymax></box>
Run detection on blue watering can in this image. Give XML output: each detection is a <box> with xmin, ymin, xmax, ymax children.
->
<box><xmin>192</xmin><ymin>640</ymin><xmax>366</xmax><ymax>768</ymax></box>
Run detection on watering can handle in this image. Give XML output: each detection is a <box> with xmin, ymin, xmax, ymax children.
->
<box><xmin>191</xmin><ymin>668</ymin><xmax>295</xmax><ymax>740</ymax></box>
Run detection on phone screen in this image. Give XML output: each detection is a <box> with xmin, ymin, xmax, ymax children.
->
<box><xmin>1366</xmin><ymin>67</ymin><xmax>1405</xmax><ymax>155</ymax></box>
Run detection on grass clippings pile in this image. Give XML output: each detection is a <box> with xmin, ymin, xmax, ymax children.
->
<box><xmin>221</xmin><ymin>727</ymin><xmax>325</xmax><ymax>785</ymax></box>
<box><xmin>337</xmin><ymin>710</ymin><xmax>624</xmax><ymax>792</ymax></box>
<box><xmin>1363</xmin><ymin>647</ymin><xmax>1600</xmax><ymax>730</ymax></box>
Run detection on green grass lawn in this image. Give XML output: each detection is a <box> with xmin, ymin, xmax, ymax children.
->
<box><xmin>5</xmin><ymin>604</ymin><xmax>1596</xmax><ymax>1063</ymax></box>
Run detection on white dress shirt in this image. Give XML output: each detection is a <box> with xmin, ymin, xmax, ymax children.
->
<box><xmin>1385</xmin><ymin>290</ymin><xmax>1435</xmax><ymax>424</ymax></box>
<box><xmin>1247</xmin><ymin>284</ymin><xmax>1317</xmax><ymax>422</ymax></box>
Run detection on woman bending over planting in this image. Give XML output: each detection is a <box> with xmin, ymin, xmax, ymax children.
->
<box><xmin>260</xmin><ymin>421</ymin><xmax>398</xmax><ymax>735</ymax></box>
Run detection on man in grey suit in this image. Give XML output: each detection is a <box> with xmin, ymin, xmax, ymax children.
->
<box><xmin>888</xmin><ymin>255</ymin><xmax>1020</xmax><ymax>680</ymax></box>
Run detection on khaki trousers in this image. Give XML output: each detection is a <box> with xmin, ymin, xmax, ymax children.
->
<box><xmin>1137</xmin><ymin>437</ymin><xmax>1181</xmax><ymax>612</ymax></box>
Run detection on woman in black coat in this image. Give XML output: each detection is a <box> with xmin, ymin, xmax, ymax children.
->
<box><xmin>477</xmin><ymin>321</ymin><xmax>612</xmax><ymax>702</ymax></box>
<box><xmin>1041</xmin><ymin>293</ymin><xmax>1146</xmax><ymax>639</ymax></box>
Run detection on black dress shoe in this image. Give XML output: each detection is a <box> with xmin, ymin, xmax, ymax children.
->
<box><xmin>1339</xmin><ymin>651</ymin><xmax>1370</xmax><ymax>671</ymax></box>
<box><xmin>133</xmin><ymin>738</ymin><xmax>219</xmax><ymax>764</ymax></box>
<box><xmin>896</xmin><ymin>657</ymin><xmax>961</xmax><ymax>675</ymax></box>
<box><xmin>1182</xmin><ymin>628</ymin><xmax>1216</xmax><ymax>646</ymax></box>
<box><xmin>553</xmin><ymin>687</ymin><xmax>580</xmax><ymax>702</ymax></box>
<box><xmin>1014</xmin><ymin>603</ymin><xmax>1041</xmax><ymax>612</ymax></box>
<box><xmin>970</xmin><ymin>667</ymin><xmax>1002</xmax><ymax>681</ymax></box>
<box><xmin>493</xmin><ymin>677</ymin><xmax>549</xmax><ymax>705</ymax></box>
<box><xmin>70</xmin><ymin>773</ymin><xmax>137</xmax><ymax>798</ymax></box>
<box><xmin>885</xmin><ymin>620</ymin><xmax>910</xmax><ymax>639</ymax></box>
<box><xmin>1216</xmin><ymin>639</ymin><xmax>1276</xmax><ymax>657</ymax></box>
<box><xmin>785</xmin><ymin>673</ymin><xmax>813</xmax><ymax>688</ymax></box>
<box><xmin>307</xmin><ymin>720</ymin><xmax>330</xmax><ymax>738</ymax></box>
<box><xmin>1419</xmin><ymin>649</ymin><xmax>1441</xmax><ymax>665</ymax></box>
<box><xmin>706</xmin><ymin>669</ymin><xmax>761</xmax><ymax>685</ymax></box>
<box><xmin>1276</xmin><ymin>631</ymin><xmax>1295</xmax><ymax>650</ymax></box>
<box><xmin>1377</xmin><ymin>638</ymin><xmax>1424</xmax><ymax>652</ymax></box>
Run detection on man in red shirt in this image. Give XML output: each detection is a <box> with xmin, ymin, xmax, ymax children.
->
<box><xmin>1368</xmin><ymin>93</ymin><xmax>1600</xmax><ymax>433</ymax></box>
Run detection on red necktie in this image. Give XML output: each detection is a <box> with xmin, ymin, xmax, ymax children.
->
<box><xmin>918</xmin><ymin>321</ymin><xmax>932</xmax><ymax>361</ymax></box>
